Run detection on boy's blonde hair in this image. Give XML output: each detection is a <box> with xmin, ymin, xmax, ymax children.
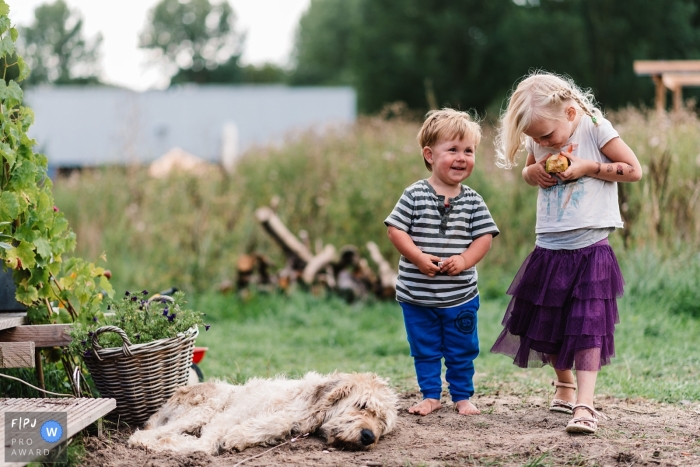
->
<box><xmin>495</xmin><ymin>71</ymin><xmax>602</xmax><ymax>169</ymax></box>
<box><xmin>418</xmin><ymin>108</ymin><xmax>482</xmax><ymax>171</ymax></box>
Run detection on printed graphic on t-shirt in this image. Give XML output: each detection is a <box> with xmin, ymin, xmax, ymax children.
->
<box><xmin>541</xmin><ymin>178</ymin><xmax>586</xmax><ymax>222</ymax></box>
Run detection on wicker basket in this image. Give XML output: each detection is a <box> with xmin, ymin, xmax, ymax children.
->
<box><xmin>83</xmin><ymin>324</ymin><xmax>198</xmax><ymax>426</ymax></box>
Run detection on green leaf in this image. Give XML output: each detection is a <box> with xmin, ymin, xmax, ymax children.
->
<box><xmin>0</xmin><ymin>141</ymin><xmax>15</xmax><ymax>169</ymax></box>
<box><xmin>33</xmin><ymin>237</ymin><xmax>52</xmax><ymax>259</ymax></box>
<box><xmin>0</xmin><ymin>79</ymin><xmax>22</xmax><ymax>107</ymax></box>
<box><xmin>14</xmin><ymin>224</ymin><xmax>38</xmax><ymax>243</ymax></box>
<box><xmin>27</xmin><ymin>266</ymin><xmax>48</xmax><ymax>287</ymax></box>
<box><xmin>100</xmin><ymin>275</ymin><xmax>114</xmax><ymax>298</ymax></box>
<box><xmin>56</xmin><ymin>308</ymin><xmax>72</xmax><ymax>324</ymax></box>
<box><xmin>0</xmin><ymin>17</ymin><xmax>9</xmax><ymax>36</ymax></box>
<box><xmin>16</xmin><ymin>55</ymin><xmax>29</xmax><ymax>82</ymax></box>
<box><xmin>10</xmin><ymin>27</ymin><xmax>17</xmax><ymax>42</ymax></box>
<box><xmin>0</xmin><ymin>191</ymin><xmax>19</xmax><ymax>220</ymax></box>
<box><xmin>15</xmin><ymin>241</ymin><xmax>35</xmax><ymax>269</ymax></box>
<box><xmin>15</xmin><ymin>280</ymin><xmax>38</xmax><ymax>305</ymax></box>
<box><xmin>0</xmin><ymin>35</ymin><xmax>14</xmax><ymax>57</ymax></box>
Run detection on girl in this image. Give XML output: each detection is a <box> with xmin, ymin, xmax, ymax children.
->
<box><xmin>490</xmin><ymin>71</ymin><xmax>642</xmax><ymax>434</ymax></box>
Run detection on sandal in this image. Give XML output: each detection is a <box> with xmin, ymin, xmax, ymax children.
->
<box><xmin>565</xmin><ymin>404</ymin><xmax>607</xmax><ymax>434</ymax></box>
<box><xmin>550</xmin><ymin>380</ymin><xmax>576</xmax><ymax>414</ymax></box>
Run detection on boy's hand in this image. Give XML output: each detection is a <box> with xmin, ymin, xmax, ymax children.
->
<box><xmin>440</xmin><ymin>255</ymin><xmax>467</xmax><ymax>276</ymax></box>
<box><xmin>414</xmin><ymin>253</ymin><xmax>441</xmax><ymax>276</ymax></box>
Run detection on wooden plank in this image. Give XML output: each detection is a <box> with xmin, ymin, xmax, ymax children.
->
<box><xmin>661</xmin><ymin>73</ymin><xmax>700</xmax><ymax>89</ymax></box>
<box><xmin>0</xmin><ymin>342</ymin><xmax>34</xmax><ymax>369</ymax></box>
<box><xmin>0</xmin><ymin>398</ymin><xmax>116</xmax><ymax>466</ymax></box>
<box><xmin>0</xmin><ymin>325</ymin><xmax>72</xmax><ymax>348</ymax></box>
<box><xmin>0</xmin><ymin>313</ymin><xmax>26</xmax><ymax>332</ymax></box>
<box><xmin>634</xmin><ymin>60</ymin><xmax>700</xmax><ymax>75</ymax></box>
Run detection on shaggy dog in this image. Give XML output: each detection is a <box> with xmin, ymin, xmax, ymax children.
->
<box><xmin>128</xmin><ymin>371</ymin><xmax>398</xmax><ymax>454</ymax></box>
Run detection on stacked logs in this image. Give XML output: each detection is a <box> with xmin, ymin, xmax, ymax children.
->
<box><xmin>232</xmin><ymin>206</ymin><xmax>397</xmax><ymax>301</ymax></box>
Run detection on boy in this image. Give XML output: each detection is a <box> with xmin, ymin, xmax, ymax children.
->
<box><xmin>384</xmin><ymin>108</ymin><xmax>499</xmax><ymax>415</ymax></box>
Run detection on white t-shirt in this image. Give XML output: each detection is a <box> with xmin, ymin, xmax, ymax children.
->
<box><xmin>525</xmin><ymin>115</ymin><xmax>624</xmax><ymax>234</ymax></box>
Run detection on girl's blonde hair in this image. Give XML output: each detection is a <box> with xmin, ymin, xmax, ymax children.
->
<box><xmin>495</xmin><ymin>71</ymin><xmax>602</xmax><ymax>169</ymax></box>
<box><xmin>418</xmin><ymin>108</ymin><xmax>482</xmax><ymax>171</ymax></box>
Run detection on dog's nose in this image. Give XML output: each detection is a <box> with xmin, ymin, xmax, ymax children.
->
<box><xmin>359</xmin><ymin>429</ymin><xmax>375</xmax><ymax>446</ymax></box>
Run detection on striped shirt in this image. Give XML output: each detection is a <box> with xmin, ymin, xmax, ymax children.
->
<box><xmin>384</xmin><ymin>180</ymin><xmax>499</xmax><ymax>307</ymax></box>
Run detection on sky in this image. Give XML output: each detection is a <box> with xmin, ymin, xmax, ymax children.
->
<box><xmin>8</xmin><ymin>0</ymin><xmax>311</xmax><ymax>91</ymax></box>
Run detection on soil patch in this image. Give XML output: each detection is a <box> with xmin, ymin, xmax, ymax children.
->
<box><xmin>80</xmin><ymin>391</ymin><xmax>700</xmax><ymax>467</ymax></box>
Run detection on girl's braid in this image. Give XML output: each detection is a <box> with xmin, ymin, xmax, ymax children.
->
<box><xmin>555</xmin><ymin>88</ymin><xmax>599</xmax><ymax>125</ymax></box>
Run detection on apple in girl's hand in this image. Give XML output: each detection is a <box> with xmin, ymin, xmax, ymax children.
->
<box><xmin>545</xmin><ymin>153</ymin><xmax>570</xmax><ymax>173</ymax></box>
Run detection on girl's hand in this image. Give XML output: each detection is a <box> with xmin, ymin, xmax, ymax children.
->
<box><xmin>526</xmin><ymin>161</ymin><xmax>558</xmax><ymax>188</ymax></box>
<box><xmin>556</xmin><ymin>143</ymin><xmax>590</xmax><ymax>182</ymax></box>
<box><xmin>414</xmin><ymin>253</ymin><xmax>441</xmax><ymax>277</ymax></box>
<box><xmin>440</xmin><ymin>255</ymin><xmax>467</xmax><ymax>276</ymax></box>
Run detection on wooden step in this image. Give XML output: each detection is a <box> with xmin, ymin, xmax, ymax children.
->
<box><xmin>0</xmin><ymin>397</ymin><xmax>116</xmax><ymax>466</ymax></box>
<box><xmin>0</xmin><ymin>313</ymin><xmax>26</xmax><ymax>332</ymax></box>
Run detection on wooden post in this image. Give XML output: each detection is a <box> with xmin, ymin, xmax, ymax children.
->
<box><xmin>35</xmin><ymin>350</ymin><xmax>45</xmax><ymax>397</ymax></box>
<box><xmin>652</xmin><ymin>75</ymin><xmax>666</xmax><ymax>114</ymax></box>
<box><xmin>672</xmin><ymin>86</ymin><xmax>682</xmax><ymax>113</ymax></box>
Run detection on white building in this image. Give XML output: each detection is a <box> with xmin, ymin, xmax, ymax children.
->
<box><xmin>24</xmin><ymin>85</ymin><xmax>356</xmax><ymax>169</ymax></box>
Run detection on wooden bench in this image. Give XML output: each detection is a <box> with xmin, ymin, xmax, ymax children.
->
<box><xmin>0</xmin><ymin>398</ymin><xmax>116</xmax><ymax>466</ymax></box>
<box><xmin>0</xmin><ymin>314</ymin><xmax>116</xmax><ymax>466</ymax></box>
<box><xmin>633</xmin><ymin>60</ymin><xmax>700</xmax><ymax>112</ymax></box>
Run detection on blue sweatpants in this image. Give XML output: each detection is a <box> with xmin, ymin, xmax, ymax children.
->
<box><xmin>400</xmin><ymin>295</ymin><xmax>480</xmax><ymax>402</ymax></box>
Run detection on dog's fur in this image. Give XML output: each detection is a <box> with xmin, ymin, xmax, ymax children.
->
<box><xmin>128</xmin><ymin>371</ymin><xmax>398</xmax><ymax>454</ymax></box>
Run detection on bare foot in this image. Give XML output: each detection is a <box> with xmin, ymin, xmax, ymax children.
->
<box><xmin>408</xmin><ymin>398</ymin><xmax>442</xmax><ymax>416</ymax></box>
<box><xmin>454</xmin><ymin>399</ymin><xmax>480</xmax><ymax>415</ymax></box>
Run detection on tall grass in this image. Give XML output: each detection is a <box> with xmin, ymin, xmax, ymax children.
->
<box><xmin>51</xmin><ymin>108</ymin><xmax>700</xmax><ymax>302</ymax></box>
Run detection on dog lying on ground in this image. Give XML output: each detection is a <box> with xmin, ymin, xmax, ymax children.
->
<box><xmin>128</xmin><ymin>371</ymin><xmax>398</xmax><ymax>454</ymax></box>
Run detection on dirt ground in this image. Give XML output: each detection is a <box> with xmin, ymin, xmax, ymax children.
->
<box><xmin>79</xmin><ymin>386</ymin><xmax>700</xmax><ymax>467</ymax></box>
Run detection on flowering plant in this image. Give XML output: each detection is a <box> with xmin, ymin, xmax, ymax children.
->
<box><xmin>69</xmin><ymin>290</ymin><xmax>208</xmax><ymax>358</ymax></box>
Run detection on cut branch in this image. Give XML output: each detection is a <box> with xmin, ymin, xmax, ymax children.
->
<box><xmin>302</xmin><ymin>245</ymin><xmax>336</xmax><ymax>285</ymax></box>
<box><xmin>366</xmin><ymin>241</ymin><xmax>397</xmax><ymax>293</ymax></box>
<box><xmin>255</xmin><ymin>207</ymin><xmax>313</xmax><ymax>264</ymax></box>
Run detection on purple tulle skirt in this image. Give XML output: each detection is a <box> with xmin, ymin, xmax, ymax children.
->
<box><xmin>490</xmin><ymin>238</ymin><xmax>624</xmax><ymax>371</ymax></box>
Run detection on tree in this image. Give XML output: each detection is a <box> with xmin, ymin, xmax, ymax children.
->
<box><xmin>290</xmin><ymin>0</ymin><xmax>361</xmax><ymax>86</ymax></box>
<box><xmin>16</xmin><ymin>0</ymin><xmax>102</xmax><ymax>86</ymax></box>
<box><xmin>140</xmin><ymin>0</ymin><xmax>244</xmax><ymax>85</ymax></box>
<box><xmin>291</xmin><ymin>0</ymin><xmax>700</xmax><ymax>114</ymax></box>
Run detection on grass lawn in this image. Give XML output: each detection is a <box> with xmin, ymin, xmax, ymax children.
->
<box><xmin>191</xmin><ymin>288</ymin><xmax>700</xmax><ymax>403</ymax></box>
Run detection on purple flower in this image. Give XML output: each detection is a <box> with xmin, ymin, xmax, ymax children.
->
<box><xmin>125</xmin><ymin>291</ymin><xmax>130</xmax><ymax>296</ymax></box>
<box><xmin>92</xmin><ymin>317</ymin><xmax>98</xmax><ymax>322</ymax></box>
<box><xmin>162</xmin><ymin>309</ymin><xmax>168</xmax><ymax>316</ymax></box>
<box><xmin>138</xmin><ymin>306</ymin><xmax>144</xmax><ymax>310</ymax></box>
<box><xmin>142</xmin><ymin>290</ymin><xmax>148</xmax><ymax>295</ymax></box>
<box><xmin>107</xmin><ymin>305</ymin><xmax>111</xmax><ymax>310</ymax></box>
<box><xmin>205</xmin><ymin>324</ymin><xmax>211</xmax><ymax>331</ymax></box>
<box><xmin>88</xmin><ymin>331</ymin><xmax>94</xmax><ymax>337</ymax></box>
<box><xmin>131</xmin><ymin>296</ymin><xmax>138</xmax><ymax>301</ymax></box>
<box><xmin>80</xmin><ymin>340</ymin><xmax>87</xmax><ymax>346</ymax></box>
<box><xmin>168</xmin><ymin>313</ymin><xmax>176</xmax><ymax>322</ymax></box>
<box><xmin>135</xmin><ymin>334</ymin><xmax>141</xmax><ymax>340</ymax></box>
<box><xmin>83</xmin><ymin>350</ymin><xmax>92</xmax><ymax>357</ymax></box>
